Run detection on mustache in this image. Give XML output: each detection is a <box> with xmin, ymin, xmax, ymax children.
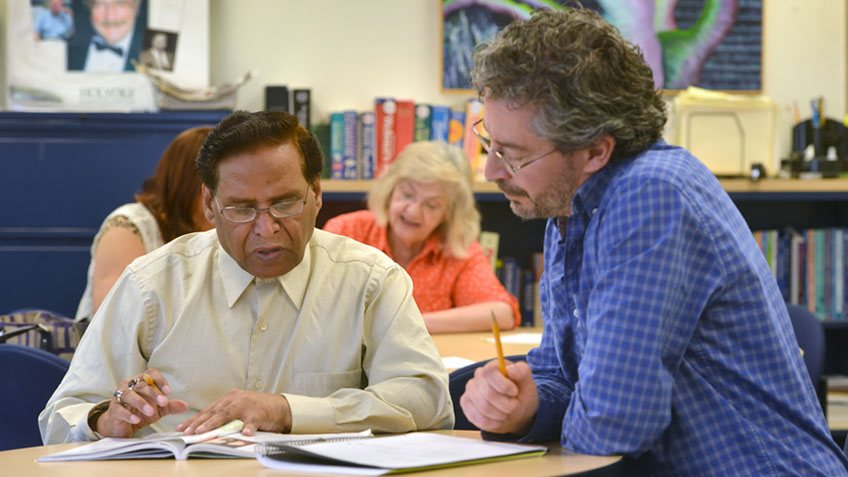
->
<box><xmin>495</xmin><ymin>180</ymin><xmax>528</xmax><ymax>198</ymax></box>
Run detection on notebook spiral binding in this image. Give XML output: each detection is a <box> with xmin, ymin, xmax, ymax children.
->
<box><xmin>256</xmin><ymin>435</ymin><xmax>373</xmax><ymax>456</ymax></box>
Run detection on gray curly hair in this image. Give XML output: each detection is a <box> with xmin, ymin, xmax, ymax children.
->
<box><xmin>471</xmin><ymin>6</ymin><xmax>667</xmax><ymax>162</ymax></box>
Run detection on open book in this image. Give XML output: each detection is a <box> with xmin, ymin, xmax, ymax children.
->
<box><xmin>37</xmin><ymin>422</ymin><xmax>374</xmax><ymax>462</ymax></box>
<box><xmin>256</xmin><ymin>432</ymin><xmax>547</xmax><ymax>475</ymax></box>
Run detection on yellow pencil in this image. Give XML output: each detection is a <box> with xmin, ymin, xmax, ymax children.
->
<box><xmin>143</xmin><ymin>373</ymin><xmax>163</xmax><ymax>394</ymax></box>
<box><xmin>491</xmin><ymin>311</ymin><xmax>507</xmax><ymax>376</ymax></box>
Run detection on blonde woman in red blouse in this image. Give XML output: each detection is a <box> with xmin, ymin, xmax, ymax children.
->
<box><xmin>324</xmin><ymin>141</ymin><xmax>519</xmax><ymax>333</ymax></box>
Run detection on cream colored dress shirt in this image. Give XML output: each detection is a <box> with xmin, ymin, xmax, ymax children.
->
<box><xmin>40</xmin><ymin>228</ymin><xmax>453</xmax><ymax>444</ymax></box>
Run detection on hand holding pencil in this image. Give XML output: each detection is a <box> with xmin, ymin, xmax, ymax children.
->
<box><xmin>455</xmin><ymin>312</ymin><xmax>541</xmax><ymax>435</ymax></box>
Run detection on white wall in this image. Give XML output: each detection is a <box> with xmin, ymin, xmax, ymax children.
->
<box><xmin>2</xmin><ymin>0</ymin><xmax>845</xmax><ymax>159</ymax></box>
<box><xmin>207</xmin><ymin>0</ymin><xmax>846</xmax><ymax>160</ymax></box>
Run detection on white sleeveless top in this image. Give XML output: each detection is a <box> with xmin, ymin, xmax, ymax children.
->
<box><xmin>75</xmin><ymin>203</ymin><xmax>164</xmax><ymax>321</ymax></box>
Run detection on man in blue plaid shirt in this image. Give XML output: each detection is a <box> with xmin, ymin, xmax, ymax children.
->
<box><xmin>459</xmin><ymin>6</ymin><xmax>848</xmax><ymax>475</ymax></box>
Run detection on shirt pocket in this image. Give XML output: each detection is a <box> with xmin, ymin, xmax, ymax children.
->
<box><xmin>292</xmin><ymin>369</ymin><xmax>364</xmax><ymax>397</ymax></box>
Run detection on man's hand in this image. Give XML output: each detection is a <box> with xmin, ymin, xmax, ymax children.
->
<box><xmin>459</xmin><ymin>359</ymin><xmax>539</xmax><ymax>435</ymax></box>
<box><xmin>95</xmin><ymin>369</ymin><xmax>189</xmax><ymax>438</ymax></box>
<box><xmin>176</xmin><ymin>390</ymin><xmax>292</xmax><ymax>436</ymax></box>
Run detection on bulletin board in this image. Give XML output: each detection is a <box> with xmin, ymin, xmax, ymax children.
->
<box><xmin>441</xmin><ymin>0</ymin><xmax>762</xmax><ymax>93</ymax></box>
<box><xmin>6</xmin><ymin>0</ymin><xmax>209</xmax><ymax>112</ymax></box>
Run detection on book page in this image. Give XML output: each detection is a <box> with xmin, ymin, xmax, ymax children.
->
<box><xmin>37</xmin><ymin>437</ymin><xmax>185</xmax><ymax>462</ymax></box>
<box><xmin>483</xmin><ymin>332</ymin><xmax>542</xmax><ymax>345</ymax></box>
<box><xmin>270</xmin><ymin>433</ymin><xmax>546</xmax><ymax>470</ymax></box>
<box><xmin>186</xmin><ymin>430</ymin><xmax>374</xmax><ymax>459</ymax></box>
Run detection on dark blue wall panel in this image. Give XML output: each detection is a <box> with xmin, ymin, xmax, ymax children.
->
<box><xmin>0</xmin><ymin>111</ymin><xmax>229</xmax><ymax>317</ymax></box>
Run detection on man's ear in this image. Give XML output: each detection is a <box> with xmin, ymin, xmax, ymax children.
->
<box><xmin>311</xmin><ymin>179</ymin><xmax>323</xmax><ymax>212</ymax></box>
<box><xmin>201</xmin><ymin>184</ymin><xmax>215</xmax><ymax>222</ymax></box>
<box><xmin>583</xmin><ymin>135</ymin><xmax>615</xmax><ymax>174</ymax></box>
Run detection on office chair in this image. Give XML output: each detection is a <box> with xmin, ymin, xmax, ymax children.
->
<box><xmin>0</xmin><ymin>344</ymin><xmax>69</xmax><ymax>451</ymax></box>
<box><xmin>785</xmin><ymin>303</ymin><xmax>827</xmax><ymax>414</ymax></box>
<box><xmin>449</xmin><ymin>354</ymin><xmax>527</xmax><ymax>430</ymax></box>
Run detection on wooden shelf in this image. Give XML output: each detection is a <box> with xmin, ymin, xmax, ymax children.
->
<box><xmin>321</xmin><ymin>178</ymin><xmax>848</xmax><ymax>196</ymax></box>
<box><xmin>718</xmin><ymin>178</ymin><xmax>848</xmax><ymax>193</ymax></box>
<box><xmin>321</xmin><ymin>179</ymin><xmax>501</xmax><ymax>194</ymax></box>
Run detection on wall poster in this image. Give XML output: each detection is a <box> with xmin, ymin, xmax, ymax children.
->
<box><xmin>441</xmin><ymin>0</ymin><xmax>762</xmax><ymax>93</ymax></box>
<box><xmin>6</xmin><ymin>0</ymin><xmax>209</xmax><ymax>111</ymax></box>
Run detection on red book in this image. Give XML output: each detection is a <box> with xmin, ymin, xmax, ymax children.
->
<box><xmin>374</xmin><ymin>98</ymin><xmax>397</xmax><ymax>178</ymax></box>
<box><xmin>395</xmin><ymin>100</ymin><xmax>415</xmax><ymax>157</ymax></box>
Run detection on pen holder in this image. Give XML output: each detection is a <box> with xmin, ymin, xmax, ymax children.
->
<box><xmin>793</xmin><ymin>118</ymin><xmax>846</xmax><ymax>158</ymax></box>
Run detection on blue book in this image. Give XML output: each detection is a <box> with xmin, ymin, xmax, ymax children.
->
<box><xmin>520</xmin><ymin>269</ymin><xmax>535</xmax><ymax>327</ymax></box>
<box><xmin>429</xmin><ymin>105</ymin><xmax>450</xmax><ymax>142</ymax></box>
<box><xmin>341</xmin><ymin>111</ymin><xmax>358</xmax><ymax>180</ymax></box>
<box><xmin>500</xmin><ymin>257</ymin><xmax>521</xmax><ymax>306</ymax></box>
<box><xmin>329</xmin><ymin>112</ymin><xmax>344</xmax><ymax>180</ymax></box>
<box><xmin>359</xmin><ymin>112</ymin><xmax>375</xmax><ymax>180</ymax></box>
<box><xmin>448</xmin><ymin>109</ymin><xmax>466</xmax><ymax>149</ymax></box>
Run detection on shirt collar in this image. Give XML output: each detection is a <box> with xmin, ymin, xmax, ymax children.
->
<box><xmin>217</xmin><ymin>234</ymin><xmax>313</xmax><ymax>310</ymax></box>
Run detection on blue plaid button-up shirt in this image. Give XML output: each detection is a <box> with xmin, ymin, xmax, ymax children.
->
<box><xmin>521</xmin><ymin>140</ymin><xmax>848</xmax><ymax>475</ymax></box>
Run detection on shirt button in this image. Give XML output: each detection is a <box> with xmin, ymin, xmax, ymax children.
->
<box><xmin>592</xmin><ymin>208</ymin><xmax>598</xmax><ymax>215</ymax></box>
<box><xmin>259</xmin><ymin>323</ymin><xmax>268</xmax><ymax>332</ymax></box>
<box><xmin>573</xmin><ymin>308</ymin><xmax>581</xmax><ymax>318</ymax></box>
<box><xmin>254</xmin><ymin>380</ymin><xmax>263</xmax><ymax>389</ymax></box>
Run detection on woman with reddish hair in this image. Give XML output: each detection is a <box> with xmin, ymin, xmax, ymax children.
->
<box><xmin>75</xmin><ymin>126</ymin><xmax>214</xmax><ymax>320</ymax></box>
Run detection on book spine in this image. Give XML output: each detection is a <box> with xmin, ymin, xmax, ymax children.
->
<box><xmin>531</xmin><ymin>252</ymin><xmax>544</xmax><ymax>327</ymax></box>
<box><xmin>395</xmin><ymin>100</ymin><xmax>415</xmax><ymax>156</ymax></box>
<box><xmin>414</xmin><ymin>104</ymin><xmax>432</xmax><ymax>142</ymax></box>
<box><xmin>375</xmin><ymin>98</ymin><xmax>397</xmax><ymax>178</ymax></box>
<box><xmin>430</xmin><ymin>105</ymin><xmax>451</xmax><ymax>142</ymax></box>
<box><xmin>341</xmin><ymin>110</ymin><xmax>358</xmax><ymax>180</ymax></box>
<box><xmin>310</xmin><ymin>123</ymin><xmax>331</xmax><ymax>179</ymax></box>
<box><xmin>463</xmin><ymin>98</ymin><xmax>484</xmax><ymax>180</ymax></box>
<box><xmin>448</xmin><ymin>109</ymin><xmax>465</xmax><ymax>149</ymax></box>
<box><xmin>478</xmin><ymin>231</ymin><xmax>500</xmax><ymax>272</ymax></box>
<box><xmin>359</xmin><ymin>112</ymin><xmax>376</xmax><ymax>180</ymax></box>
<box><xmin>835</xmin><ymin>228</ymin><xmax>844</xmax><ymax>319</ymax></box>
<box><xmin>329</xmin><ymin>112</ymin><xmax>344</xmax><ymax>180</ymax></box>
<box><xmin>500</xmin><ymin>257</ymin><xmax>521</xmax><ymax>308</ymax></box>
<box><xmin>292</xmin><ymin>89</ymin><xmax>311</xmax><ymax>129</ymax></box>
<box><xmin>521</xmin><ymin>269</ymin><xmax>535</xmax><ymax>327</ymax></box>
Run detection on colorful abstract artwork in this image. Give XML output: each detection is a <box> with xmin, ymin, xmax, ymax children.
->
<box><xmin>441</xmin><ymin>0</ymin><xmax>762</xmax><ymax>92</ymax></box>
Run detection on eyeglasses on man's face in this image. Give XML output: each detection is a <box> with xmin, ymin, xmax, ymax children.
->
<box><xmin>471</xmin><ymin>119</ymin><xmax>558</xmax><ymax>177</ymax></box>
<box><xmin>214</xmin><ymin>185</ymin><xmax>309</xmax><ymax>223</ymax></box>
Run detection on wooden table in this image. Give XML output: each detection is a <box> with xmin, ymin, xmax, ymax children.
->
<box><xmin>431</xmin><ymin>328</ymin><xmax>543</xmax><ymax>371</ymax></box>
<box><xmin>1</xmin><ymin>430</ymin><xmax>622</xmax><ymax>476</ymax></box>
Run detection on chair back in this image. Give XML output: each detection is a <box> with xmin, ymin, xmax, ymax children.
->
<box><xmin>449</xmin><ymin>354</ymin><xmax>526</xmax><ymax>430</ymax></box>
<box><xmin>0</xmin><ymin>344</ymin><xmax>69</xmax><ymax>450</ymax></box>
<box><xmin>785</xmin><ymin>303</ymin><xmax>825</xmax><ymax>387</ymax></box>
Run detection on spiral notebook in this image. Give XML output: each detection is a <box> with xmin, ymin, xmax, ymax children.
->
<box><xmin>256</xmin><ymin>432</ymin><xmax>547</xmax><ymax>475</ymax></box>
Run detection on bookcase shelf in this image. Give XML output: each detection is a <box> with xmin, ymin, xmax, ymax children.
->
<box><xmin>323</xmin><ymin>178</ymin><xmax>848</xmax><ymax>199</ymax></box>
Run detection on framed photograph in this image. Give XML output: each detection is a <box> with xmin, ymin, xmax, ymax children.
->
<box><xmin>441</xmin><ymin>0</ymin><xmax>762</xmax><ymax>93</ymax></box>
<box><xmin>6</xmin><ymin>0</ymin><xmax>209</xmax><ymax>111</ymax></box>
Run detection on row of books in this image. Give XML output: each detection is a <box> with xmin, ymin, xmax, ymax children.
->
<box><xmin>754</xmin><ymin>227</ymin><xmax>848</xmax><ymax>321</ymax></box>
<box><xmin>326</xmin><ymin>98</ymin><xmax>486</xmax><ymax>181</ymax></box>
<box><xmin>479</xmin><ymin>225</ymin><xmax>847</xmax><ymax>328</ymax></box>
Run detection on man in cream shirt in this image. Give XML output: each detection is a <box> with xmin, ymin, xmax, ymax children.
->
<box><xmin>40</xmin><ymin>110</ymin><xmax>454</xmax><ymax>443</ymax></box>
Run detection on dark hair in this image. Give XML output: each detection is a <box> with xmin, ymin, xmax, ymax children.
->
<box><xmin>196</xmin><ymin>110</ymin><xmax>324</xmax><ymax>191</ymax></box>
<box><xmin>471</xmin><ymin>6</ymin><xmax>667</xmax><ymax>162</ymax></box>
<box><xmin>134</xmin><ymin>126</ymin><xmax>211</xmax><ymax>242</ymax></box>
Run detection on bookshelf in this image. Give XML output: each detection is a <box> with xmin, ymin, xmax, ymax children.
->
<box><xmin>322</xmin><ymin>177</ymin><xmax>848</xmax><ymax>196</ymax></box>
<box><xmin>320</xmin><ymin>177</ymin><xmax>848</xmax><ymax>375</ymax></box>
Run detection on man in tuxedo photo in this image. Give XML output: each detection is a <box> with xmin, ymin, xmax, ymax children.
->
<box><xmin>66</xmin><ymin>0</ymin><xmax>146</xmax><ymax>72</ymax></box>
<box><xmin>139</xmin><ymin>31</ymin><xmax>175</xmax><ymax>71</ymax></box>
